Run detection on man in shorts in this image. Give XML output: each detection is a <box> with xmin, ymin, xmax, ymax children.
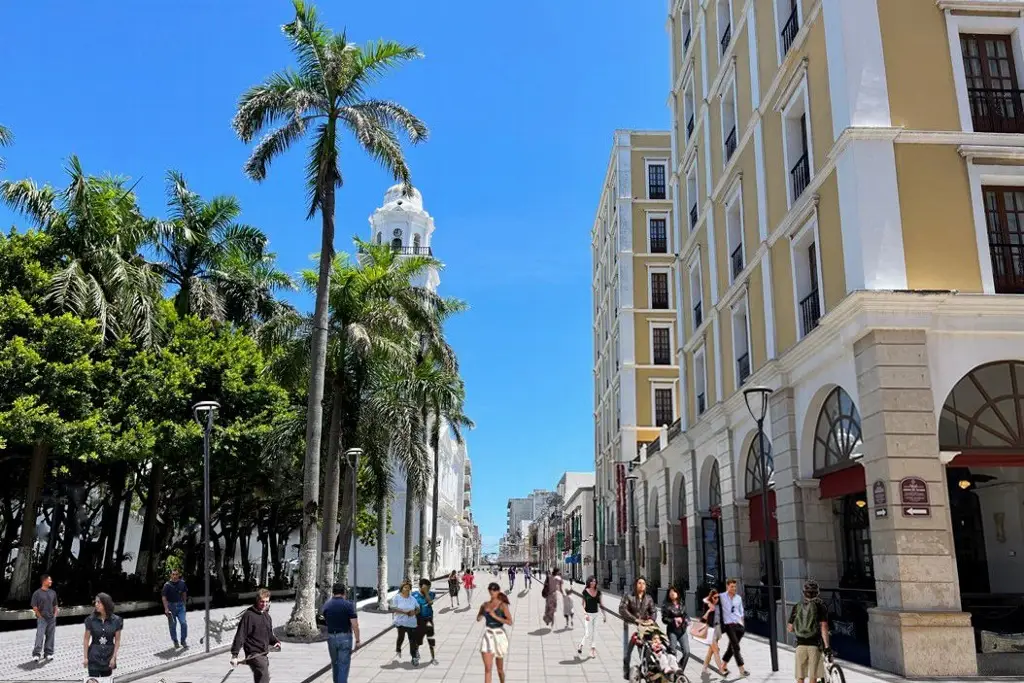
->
<box><xmin>787</xmin><ymin>580</ymin><xmax>830</xmax><ymax>683</ymax></box>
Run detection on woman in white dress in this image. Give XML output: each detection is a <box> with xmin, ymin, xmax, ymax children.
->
<box><xmin>693</xmin><ymin>589</ymin><xmax>726</xmax><ymax>675</ymax></box>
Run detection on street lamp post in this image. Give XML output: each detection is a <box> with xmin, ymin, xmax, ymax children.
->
<box><xmin>344</xmin><ymin>448</ymin><xmax>363</xmax><ymax>597</ymax></box>
<box><xmin>743</xmin><ymin>386</ymin><xmax>778</xmax><ymax>673</ymax></box>
<box><xmin>625</xmin><ymin>474</ymin><xmax>640</xmax><ymax>586</ymax></box>
<box><xmin>192</xmin><ymin>400</ymin><xmax>220</xmax><ymax>654</ymax></box>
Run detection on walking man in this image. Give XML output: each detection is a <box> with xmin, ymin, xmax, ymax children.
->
<box><xmin>230</xmin><ymin>589</ymin><xmax>281</xmax><ymax>683</ymax></box>
<box><xmin>322</xmin><ymin>583</ymin><xmax>360</xmax><ymax>683</ymax></box>
<box><xmin>31</xmin><ymin>574</ymin><xmax>58</xmax><ymax>662</ymax></box>
<box><xmin>523</xmin><ymin>564</ymin><xmax>533</xmax><ymax>590</ymax></box>
<box><xmin>162</xmin><ymin>568</ymin><xmax>189</xmax><ymax>649</ymax></box>
<box><xmin>720</xmin><ymin>578</ymin><xmax>747</xmax><ymax>677</ymax></box>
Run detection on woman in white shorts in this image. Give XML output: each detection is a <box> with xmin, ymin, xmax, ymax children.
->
<box><xmin>478</xmin><ymin>582</ymin><xmax>514</xmax><ymax>683</ymax></box>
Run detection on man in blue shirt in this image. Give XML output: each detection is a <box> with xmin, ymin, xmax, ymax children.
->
<box><xmin>161</xmin><ymin>569</ymin><xmax>189</xmax><ymax>649</ymax></box>
<box><xmin>720</xmin><ymin>578</ymin><xmax>747</xmax><ymax>677</ymax></box>
<box><xmin>322</xmin><ymin>583</ymin><xmax>360</xmax><ymax>683</ymax></box>
<box><xmin>413</xmin><ymin>579</ymin><xmax>437</xmax><ymax>664</ymax></box>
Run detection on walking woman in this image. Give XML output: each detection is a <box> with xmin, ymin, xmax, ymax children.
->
<box><xmin>389</xmin><ymin>581</ymin><xmax>421</xmax><ymax>666</ymax></box>
<box><xmin>576</xmin><ymin>575</ymin><xmax>605</xmax><ymax>659</ymax></box>
<box><xmin>541</xmin><ymin>568</ymin><xmax>563</xmax><ymax>627</ymax></box>
<box><xmin>694</xmin><ymin>589</ymin><xmax>726</xmax><ymax>676</ymax></box>
<box><xmin>82</xmin><ymin>593</ymin><xmax>122</xmax><ymax>677</ymax></box>
<box><xmin>447</xmin><ymin>571</ymin><xmax>461</xmax><ymax>609</ymax></box>
<box><xmin>478</xmin><ymin>582</ymin><xmax>513</xmax><ymax>683</ymax></box>
<box><xmin>462</xmin><ymin>568</ymin><xmax>476</xmax><ymax>604</ymax></box>
<box><xmin>661</xmin><ymin>585</ymin><xmax>690</xmax><ymax>677</ymax></box>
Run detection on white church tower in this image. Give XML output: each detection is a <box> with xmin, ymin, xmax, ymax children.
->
<box><xmin>367</xmin><ymin>184</ymin><xmax>440</xmax><ymax>292</ymax></box>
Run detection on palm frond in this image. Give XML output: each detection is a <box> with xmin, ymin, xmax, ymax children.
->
<box><xmin>304</xmin><ymin>121</ymin><xmax>340</xmax><ymax>219</ymax></box>
<box><xmin>243</xmin><ymin>115</ymin><xmax>308</xmax><ymax>182</ymax></box>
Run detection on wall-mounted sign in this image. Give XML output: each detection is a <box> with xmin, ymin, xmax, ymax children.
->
<box><xmin>872</xmin><ymin>480</ymin><xmax>888</xmax><ymax>518</ymax></box>
<box><xmin>900</xmin><ymin>476</ymin><xmax>931</xmax><ymax>517</ymax></box>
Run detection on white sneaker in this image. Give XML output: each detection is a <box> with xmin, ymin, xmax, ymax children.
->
<box><xmin>392</xmin><ymin>653</ymin><xmax>401</xmax><ymax>663</ymax></box>
<box><xmin>34</xmin><ymin>655</ymin><xmax>42</xmax><ymax>663</ymax></box>
<box><xmin>45</xmin><ymin>655</ymin><xmax>54</xmax><ymax>662</ymax></box>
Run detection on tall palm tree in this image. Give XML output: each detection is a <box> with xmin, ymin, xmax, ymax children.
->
<box><xmin>427</xmin><ymin>378</ymin><xmax>472</xmax><ymax>577</ymax></box>
<box><xmin>233</xmin><ymin>0</ymin><xmax>427</xmax><ymax>636</ymax></box>
<box><xmin>0</xmin><ymin>124</ymin><xmax>12</xmax><ymax>170</ymax></box>
<box><xmin>0</xmin><ymin>156</ymin><xmax>162</xmax><ymax>344</ymax></box>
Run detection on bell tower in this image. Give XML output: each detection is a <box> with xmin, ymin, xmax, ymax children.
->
<box><xmin>368</xmin><ymin>184</ymin><xmax>440</xmax><ymax>292</ymax></box>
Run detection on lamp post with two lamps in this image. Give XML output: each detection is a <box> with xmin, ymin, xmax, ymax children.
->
<box><xmin>192</xmin><ymin>400</ymin><xmax>220</xmax><ymax>654</ymax></box>
<box><xmin>742</xmin><ymin>386</ymin><xmax>778</xmax><ymax>673</ymax></box>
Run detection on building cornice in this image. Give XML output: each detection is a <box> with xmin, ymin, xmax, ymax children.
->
<box><xmin>936</xmin><ymin>0</ymin><xmax>1024</xmax><ymax>13</ymax></box>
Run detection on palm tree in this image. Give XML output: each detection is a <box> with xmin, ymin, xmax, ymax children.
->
<box><xmin>233</xmin><ymin>0</ymin><xmax>427</xmax><ymax>636</ymax></box>
<box><xmin>427</xmin><ymin>378</ymin><xmax>472</xmax><ymax>577</ymax></box>
<box><xmin>0</xmin><ymin>156</ymin><xmax>163</xmax><ymax>344</ymax></box>
<box><xmin>0</xmin><ymin>124</ymin><xmax>12</xmax><ymax>170</ymax></box>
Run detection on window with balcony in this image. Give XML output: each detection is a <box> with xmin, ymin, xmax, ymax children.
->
<box><xmin>654</xmin><ymin>386</ymin><xmax>675</xmax><ymax>427</ymax></box>
<box><xmin>725</xmin><ymin>187</ymin><xmax>744</xmax><ymax>282</ymax></box>
<box><xmin>722</xmin><ymin>75</ymin><xmax>738</xmax><ymax>163</ymax></box>
<box><xmin>777</xmin><ymin>0</ymin><xmax>800</xmax><ymax>60</ymax></box>
<box><xmin>649</xmin><ymin>215</ymin><xmax>668</xmax><ymax>253</ymax></box>
<box><xmin>732</xmin><ymin>298</ymin><xmax>751</xmax><ymax>388</ymax></box>
<box><xmin>961</xmin><ymin>34</ymin><xmax>1024</xmax><ymax>134</ymax></box>
<box><xmin>718</xmin><ymin>0</ymin><xmax>732</xmax><ymax>56</ymax></box>
<box><xmin>651</xmin><ymin>271</ymin><xmax>670</xmax><ymax>309</ymax></box>
<box><xmin>792</xmin><ymin>220</ymin><xmax>823</xmax><ymax>338</ymax></box>
<box><xmin>689</xmin><ymin>258</ymin><xmax>703</xmax><ymax>330</ymax></box>
<box><xmin>783</xmin><ymin>80</ymin><xmax>812</xmax><ymax>206</ymax></box>
<box><xmin>686</xmin><ymin>165</ymin><xmax>699</xmax><ymax>230</ymax></box>
<box><xmin>648</xmin><ymin>162</ymin><xmax>667</xmax><ymax>200</ymax></box>
<box><xmin>684</xmin><ymin>79</ymin><xmax>696</xmax><ymax>143</ymax></box>
<box><xmin>652</xmin><ymin>326</ymin><xmax>672</xmax><ymax>365</ymax></box>
<box><xmin>982</xmin><ymin>186</ymin><xmax>1024</xmax><ymax>293</ymax></box>
<box><xmin>694</xmin><ymin>347</ymin><xmax>708</xmax><ymax>416</ymax></box>
<box><xmin>681</xmin><ymin>2</ymin><xmax>693</xmax><ymax>55</ymax></box>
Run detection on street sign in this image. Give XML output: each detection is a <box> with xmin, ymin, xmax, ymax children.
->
<box><xmin>872</xmin><ymin>480</ymin><xmax>888</xmax><ymax>517</ymax></box>
<box><xmin>900</xmin><ymin>476</ymin><xmax>931</xmax><ymax>517</ymax></box>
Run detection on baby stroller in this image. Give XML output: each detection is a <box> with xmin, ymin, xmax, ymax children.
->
<box><xmin>629</xmin><ymin>620</ymin><xmax>685</xmax><ymax>682</ymax></box>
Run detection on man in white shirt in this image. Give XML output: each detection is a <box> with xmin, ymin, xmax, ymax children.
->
<box><xmin>720</xmin><ymin>578</ymin><xmax>748</xmax><ymax>676</ymax></box>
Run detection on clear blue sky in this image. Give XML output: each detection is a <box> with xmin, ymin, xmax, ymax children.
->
<box><xmin>0</xmin><ymin>1</ymin><xmax>668</xmax><ymax>553</ymax></box>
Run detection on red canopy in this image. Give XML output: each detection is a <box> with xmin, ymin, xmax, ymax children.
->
<box><xmin>819</xmin><ymin>463</ymin><xmax>866</xmax><ymax>499</ymax></box>
<box><xmin>748</xmin><ymin>490</ymin><xmax>778</xmax><ymax>542</ymax></box>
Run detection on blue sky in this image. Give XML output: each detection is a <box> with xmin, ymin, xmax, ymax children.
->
<box><xmin>0</xmin><ymin>1</ymin><xmax>669</xmax><ymax>553</ymax></box>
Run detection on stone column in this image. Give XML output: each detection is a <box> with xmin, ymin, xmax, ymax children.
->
<box><xmin>735</xmin><ymin>500</ymin><xmax>759</xmax><ymax>586</ymax></box>
<box><xmin>769</xmin><ymin>387</ymin><xmax>803</xmax><ymax>642</ymax></box>
<box><xmin>686</xmin><ymin>449</ymin><xmax>702</xmax><ymax>612</ymax></box>
<box><xmin>659</xmin><ymin>466</ymin><xmax>672</xmax><ymax>590</ymax></box>
<box><xmin>718</xmin><ymin>430</ymin><xmax>743</xmax><ymax>583</ymax></box>
<box><xmin>853</xmin><ymin>329</ymin><xmax>976</xmax><ymax>677</ymax></box>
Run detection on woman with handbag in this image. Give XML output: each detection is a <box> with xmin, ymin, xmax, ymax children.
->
<box><xmin>661</xmin><ymin>585</ymin><xmax>690</xmax><ymax>676</ymax></box>
<box><xmin>541</xmin><ymin>568</ymin><xmax>562</xmax><ymax>627</ymax></box>
<box><xmin>690</xmin><ymin>589</ymin><xmax>725</xmax><ymax>676</ymax></box>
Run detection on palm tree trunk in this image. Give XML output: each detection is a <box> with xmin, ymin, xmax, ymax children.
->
<box><xmin>402</xmin><ymin>473</ymin><xmax>415</xmax><ymax>582</ymax></box>
<box><xmin>287</xmin><ymin>181</ymin><xmax>336</xmax><ymax>637</ymax></box>
<box><xmin>418</xmin><ymin>491</ymin><xmax>428</xmax><ymax>580</ymax></box>
<box><xmin>336</xmin><ymin>455</ymin><xmax>356</xmax><ymax>589</ymax></box>
<box><xmin>8</xmin><ymin>442</ymin><xmax>48</xmax><ymax>602</ymax></box>
<box><xmin>318</xmin><ymin>375</ymin><xmax>344</xmax><ymax>608</ymax></box>
<box><xmin>429</xmin><ymin>418</ymin><xmax>441</xmax><ymax>579</ymax></box>
<box><xmin>375</xmin><ymin>494</ymin><xmax>388</xmax><ymax>611</ymax></box>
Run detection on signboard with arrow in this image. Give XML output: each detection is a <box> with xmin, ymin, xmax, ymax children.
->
<box><xmin>900</xmin><ymin>476</ymin><xmax>931</xmax><ymax>517</ymax></box>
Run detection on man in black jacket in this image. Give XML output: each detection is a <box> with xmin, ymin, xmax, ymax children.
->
<box><xmin>230</xmin><ymin>589</ymin><xmax>281</xmax><ymax>683</ymax></box>
<box><xmin>619</xmin><ymin>576</ymin><xmax>657</xmax><ymax>681</ymax></box>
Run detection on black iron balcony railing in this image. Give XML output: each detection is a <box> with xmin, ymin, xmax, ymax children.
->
<box><xmin>359</xmin><ymin>244</ymin><xmax>433</xmax><ymax>256</ymax></box>
<box><xmin>799</xmin><ymin>288</ymin><xmax>821</xmax><ymax>336</ymax></box>
<box><xmin>693</xmin><ymin>300</ymin><xmax>703</xmax><ymax>328</ymax></box>
<box><xmin>780</xmin><ymin>4</ymin><xmax>799</xmax><ymax>56</ymax></box>
<box><xmin>730</xmin><ymin>243</ymin><xmax>744</xmax><ymax>279</ymax></box>
<box><xmin>697</xmin><ymin>392</ymin><xmax>706</xmax><ymax>414</ymax></box>
<box><xmin>791</xmin><ymin>151</ymin><xmax>810</xmax><ymax>200</ymax></box>
<box><xmin>651</xmin><ymin>236</ymin><xmax>668</xmax><ymax>253</ymax></box>
<box><xmin>968</xmin><ymin>88</ymin><xmax>1024</xmax><ymax>134</ymax></box>
<box><xmin>687</xmin><ymin>114</ymin><xmax>695</xmax><ymax>137</ymax></box>
<box><xmin>684</xmin><ymin>28</ymin><xmax>692</xmax><ymax>52</ymax></box>
<box><xmin>736</xmin><ymin>352</ymin><xmax>750</xmax><ymax>385</ymax></box>
<box><xmin>990</xmin><ymin>242</ymin><xmax>1024</xmax><ymax>293</ymax></box>
<box><xmin>720</xmin><ymin>24</ymin><xmax>732</xmax><ymax>55</ymax></box>
<box><xmin>725</xmin><ymin>126</ymin><xmax>737</xmax><ymax>161</ymax></box>
<box><xmin>689</xmin><ymin>204</ymin><xmax>698</xmax><ymax>229</ymax></box>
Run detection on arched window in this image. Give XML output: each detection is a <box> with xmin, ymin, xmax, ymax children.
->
<box><xmin>813</xmin><ymin>387</ymin><xmax>863</xmax><ymax>475</ymax></box>
<box><xmin>374</xmin><ymin>232</ymin><xmax>382</xmax><ymax>244</ymax></box>
<box><xmin>677</xmin><ymin>476</ymin><xmax>687</xmax><ymax>520</ymax></box>
<box><xmin>391</xmin><ymin>237</ymin><xmax>403</xmax><ymax>250</ymax></box>
<box><xmin>940</xmin><ymin>360</ymin><xmax>1024</xmax><ymax>450</ymax></box>
<box><xmin>413</xmin><ymin>234</ymin><xmax>422</xmax><ymax>251</ymax></box>
<box><xmin>744</xmin><ymin>432</ymin><xmax>774</xmax><ymax>497</ymax></box>
<box><xmin>709</xmin><ymin>461</ymin><xmax>721</xmax><ymax>511</ymax></box>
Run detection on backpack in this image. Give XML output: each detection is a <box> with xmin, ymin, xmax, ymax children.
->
<box><xmin>791</xmin><ymin>600</ymin><xmax>819</xmax><ymax>640</ymax></box>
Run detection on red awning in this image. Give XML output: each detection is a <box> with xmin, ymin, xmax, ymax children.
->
<box><xmin>949</xmin><ymin>452</ymin><xmax>1024</xmax><ymax>468</ymax></box>
<box><xmin>819</xmin><ymin>464</ymin><xmax>866</xmax><ymax>499</ymax></box>
<box><xmin>679</xmin><ymin>517</ymin><xmax>688</xmax><ymax>547</ymax></box>
<box><xmin>749</xmin><ymin>490</ymin><xmax>778</xmax><ymax>542</ymax></box>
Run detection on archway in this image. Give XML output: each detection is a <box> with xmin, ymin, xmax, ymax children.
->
<box><xmin>744</xmin><ymin>432</ymin><xmax>780</xmax><ymax>637</ymax></box>
<box><xmin>673</xmin><ymin>475</ymin><xmax>689</xmax><ymax>592</ymax></box>
<box><xmin>699</xmin><ymin>461</ymin><xmax>724</xmax><ymax>596</ymax></box>
<box><xmin>939</xmin><ymin>360</ymin><xmax>1024</xmax><ymax>654</ymax></box>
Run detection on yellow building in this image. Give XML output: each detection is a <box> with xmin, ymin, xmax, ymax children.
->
<box><xmin>607</xmin><ymin>0</ymin><xmax>1024</xmax><ymax>677</ymax></box>
<box><xmin>592</xmin><ymin>131</ymin><xmax>681</xmax><ymax>590</ymax></box>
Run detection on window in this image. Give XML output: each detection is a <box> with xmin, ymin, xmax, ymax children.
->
<box><xmin>732</xmin><ymin>297</ymin><xmax>751</xmax><ymax>388</ymax></box>
<box><xmin>649</xmin><ymin>215</ymin><xmax>668</xmax><ymax>253</ymax></box>
<box><xmin>776</xmin><ymin>0</ymin><xmax>800</xmax><ymax>59</ymax></box>
<box><xmin>391</xmin><ymin>237</ymin><xmax>403</xmax><ymax>250</ymax></box>
<box><xmin>722</xmin><ymin>74</ymin><xmax>738</xmax><ymax>163</ymax></box>
<box><xmin>652</xmin><ymin>327</ymin><xmax>672</xmax><ymax>365</ymax></box>
<box><xmin>684</xmin><ymin>79</ymin><xmax>696</xmax><ymax>143</ymax></box>
<box><xmin>681</xmin><ymin>2</ymin><xmax>693</xmax><ymax>55</ymax></box>
<box><xmin>654</xmin><ymin>386</ymin><xmax>675</xmax><ymax>427</ymax></box>
<box><xmin>689</xmin><ymin>258</ymin><xmax>703</xmax><ymax>330</ymax></box>
<box><xmin>782</xmin><ymin>79</ymin><xmax>812</xmax><ymax>206</ymax></box>
<box><xmin>791</xmin><ymin>219</ymin><xmax>823</xmax><ymax>337</ymax></box>
<box><xmin>686</xmin><ymin>165</ymin><xmax>699</xmax><ymax>230</ymax></box>
<box><xmin>725</xmin><ymin>187</ymin><xmax>743</xmax><ymax>281</ymax></box>
<box><xmin>648</xmin><ymin>162</ymin><xmax>667</xmax><ymax>200</ymax></box>
<box><xmin>961</xmin><ymin>34</ymin><xmax>1024</xmax><ymax>134</ymax></box>
<box><xmin>413</xmin><ymin>233</ymin><xmax>422</xmax><ymax>251</ymax></box>
<box><xmin>718</xmin><ymin>0</ymin><xmax>732</xmax><ymax>56</ymax></box>
<box><xmin>982</xmin><ymin>186</ymin><xmax>1024</xmax><ymax>293</ymax></box>
<box><xmin>651</xmin><ymin>271</ymin><xmax>670</xmax><ymax>309</ymax></box>
<box><xmin>374</xmin><ymin>232</ymin><xmax>382</xmax><ymax>244</ymax></box>
<box><xmin>694</xmin><ymin>347</ymin><xmax>708</xmax><ymax>416</ymax></box>
<box><xmin>812</xmin><ymin>387</ymin><xmax>862</xmax><ymax>475</ymax></box>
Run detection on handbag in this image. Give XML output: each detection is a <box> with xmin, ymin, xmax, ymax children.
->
<box><xmin>688</xmin><ymin>621</ymin><xmax>708</xmax><ymax>639</ymax></box>
<box><xmin>541</xmin><ymin>581</ymin><xmax>550</xmax><ymax>599</ymax></box>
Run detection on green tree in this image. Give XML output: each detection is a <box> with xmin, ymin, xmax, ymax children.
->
<box><xmin>233</xmin><ymin>0</ymin><xmax>427</xmax><ymax>635</ymax></box>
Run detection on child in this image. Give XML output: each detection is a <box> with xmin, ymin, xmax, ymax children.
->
<box><xmin>650</xmin><ymin>633</ymin><xmax>681</xmax><ymax>673</ymax></box>
<box><xmin>563</xmin><ymin>585</ymin><xmax>575</xmax><ymax>629</ymax></box>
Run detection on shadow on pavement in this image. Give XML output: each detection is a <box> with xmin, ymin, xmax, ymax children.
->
<box><xmin>16</xmin><ymin>659</ymin><xmax>46</xmax><ymax>671</ymax></box>
<box><xmin>558</xmin><ymin>659</ymin><xmax>585</xmax><ymax>666</ymax></box>
<box><xmin>528</xmin><ymin>628</ymin><xmax>551</xmax><ymax>636</ymax></box>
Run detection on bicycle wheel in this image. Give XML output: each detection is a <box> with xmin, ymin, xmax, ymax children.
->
<box><xmin>826</xmin><ymin>661</ymin><xmax>846</xmax><ymax>683</ymax></box>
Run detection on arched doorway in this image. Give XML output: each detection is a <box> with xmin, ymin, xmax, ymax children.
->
<box><xmin>744</xmin><ymin>432</ymin><xmax>780</xmax><ymax>637</ymax></box>
<box><xmin>940</xmin><ymin>360</ymin><xmax>1024</xmax><ymax>654</ymax></box>
<box><xmin>700</xmin><ymin>461</ymin><xmax>724</xmax><ymax>600</ymax></box>
<box><xmin>674</xmin><ymin>476</ymin><xmax>689</xmax><ymax>592</ymax></box>
<box><xmin>647</xmin><ymin>494</ymin><xmax>662</xmax><ymax>601</ymax></box>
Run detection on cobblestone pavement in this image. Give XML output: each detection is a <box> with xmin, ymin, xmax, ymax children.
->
<box><xmin>1</xmin><ymin>601</ymin><xmax>293</xmax><ymax>682</ymax></box>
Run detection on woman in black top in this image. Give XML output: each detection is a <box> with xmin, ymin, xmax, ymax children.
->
<box><xmin>661</xmin><ymin>585</ymin><xmax>690</xmax><ymax>675</ymax></box>
<box><xmin>82</xmin><ymin>593</ymin><xmax>123</xmax><ymax>677</ymax></box>
<box><xmin>576</xmin><ymin>575</ymin><xmax>606</xmax><ymax>659</ymax></box>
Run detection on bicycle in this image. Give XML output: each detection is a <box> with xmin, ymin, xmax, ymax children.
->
<box><xmin>821</xmin><ymin>648</ymin><xmax>845</xmax><ymax>683</ymax></box>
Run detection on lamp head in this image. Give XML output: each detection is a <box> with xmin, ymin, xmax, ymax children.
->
<box><xmin>743</xmin><ymin>386</ymin><xmax>773</xmax><ymax>422</ymax></box>
<box><xmin>192</xmin><ymin>400</ymin><xmax>221</xmax><ymax>425</ymax></box>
